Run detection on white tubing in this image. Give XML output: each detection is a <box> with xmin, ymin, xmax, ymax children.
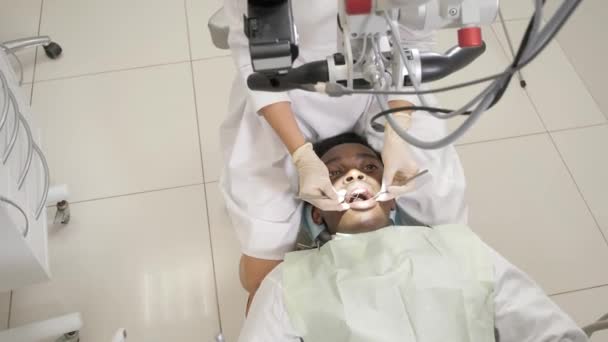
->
<box><xmin>0</xmin><ymin>313</ymin><xmax>83</xmax><ymax>342</ymax></box>
<box><xmin>112</xmin><ymin>328</ymin><xmax>128</xmax><ymax>342</ymax></box>
<box><xmin>47</xmin><ymin>184</ymin><xmax>70</xmax><ymax>205</ymax></box>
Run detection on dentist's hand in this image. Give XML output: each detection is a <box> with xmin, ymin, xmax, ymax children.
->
<box><xmin>292</xmin><ymin>143</ymin><xmax>350</xmax><ymax>211</ymax></box>
<box><xmin>378</xmin><ymin>111</ymin><xmax>421</xmax><ymax>202</ymax></box>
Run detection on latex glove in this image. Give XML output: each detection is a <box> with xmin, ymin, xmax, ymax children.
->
<box><xmin>292</xmin><ymin>143</ymin><xmax>350</xmax><ymax>211</ymax></box>
<box><xmin>378</xmin><ymin>112</ymin><xmax>421</xmax><ymax>202</ymax></box>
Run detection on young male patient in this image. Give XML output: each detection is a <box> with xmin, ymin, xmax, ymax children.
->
<box><xmin>238</xmin><ymin>133</ymin><xmax>588</xmax><ymax>342</ymax></box>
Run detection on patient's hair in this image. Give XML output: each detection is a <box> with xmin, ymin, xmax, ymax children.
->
<box><xmin>313</xmin><ymin>133</ymin><xmax>382</xmax><ymax>160</ymax></box>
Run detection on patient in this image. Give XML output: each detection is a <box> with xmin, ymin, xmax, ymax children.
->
<box><xmin>238</xmin><ymin>133</ymin><xmax>588</xmax><ymax>342</ymax></box>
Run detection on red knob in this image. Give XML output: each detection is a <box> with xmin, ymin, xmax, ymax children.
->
<box><xmin>458</xmin><ymin>27</ymin><xmax>483</xmax><ymax>48</ymax></box>
<box><xmin>345</xmin><ymin>0</ymin><xmax>372</xmax><ymax>15</ymax></box>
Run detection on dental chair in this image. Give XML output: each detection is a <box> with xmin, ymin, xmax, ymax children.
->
<box><xmin>1</xmin><ymin>37</ymin><xmax>62</xmax><ymax>85</ymax></box>
<box><xmin>208</xmin><ymin>8</ymin><xmax>230</xmax><ymax>51</ymax></box>
<box><xmin>295</xmin><ymin>205</ymin><xmax>608</xmax><ymax>340</ymax></box>
<box><xmin>207</xmin><ymin>6</ymin><xmax>608</xmax><ymax>340</ymax></box>
<box><xmin>583</xmin><ymin>315</ymin><xmax>608</xmax><ymax>339</ymax></box>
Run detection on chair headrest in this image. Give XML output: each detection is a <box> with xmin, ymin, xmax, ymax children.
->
<box><xmin>208</xmin><ymin>8</ymin><xmax>230</xmax><ymax>50</ymax></box>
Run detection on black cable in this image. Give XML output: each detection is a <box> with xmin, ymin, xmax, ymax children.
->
<box><xmin>487</xmin><ymin>0</ymin><xmax>581</xmax><ymax>111</ymax></box>
<box><xmin>370</xmin><ymin>105</ymin><xmax>473</xmax><ymax>128</ymax></box>
<box><xmin>349</xmin><ymin>0</ymin><xmax>568</xmax><ymax>98</ymax></box>
<box><xmin>518</xmin><ymin>0</ymin><xmax>581</xmax><ymax>68</ymax></box>
<box><xmin>487</xmin><ymin>21</ymin><xmax>533</xmax><ymax>106</ymax></box>
<box><xmin>486</xmin><ymin>0</ymin><xmax>542</xmax><ymax>109</ymax></box>
<box><xmin>250</xmin><ymin>0</ymin><xmax>287</xmax><ymax>6</ymax></box>
<box><xmin>366</xmin><ymin>0</ymin><xmax>567</xmax><ymax>121</ymax></box>
<box><xmin>352</xmin><ymin>0</ymin><xmax>584</xmax><ymax>150</ymax></box>
<box><xmin>456</xmin><ymin>0</ymin><xmax>545</xmax><ymax>106</ymax></box>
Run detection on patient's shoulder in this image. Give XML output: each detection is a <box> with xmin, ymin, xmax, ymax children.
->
<box><xmin>263</xmin><ymin>263</ymin><xmax>285</xmax><ymax>288</ymax></box>
<box><xmin>393</xmin><ymin>224</ymin><xmax>480</xmax><ymax>241</ymax></box>
<box><xmin>432</xmin><ymin>223</ymin><xmax>475</xmax><ymax>231</ymax></box>
<box><xmin>283</xmin><ymin>248</ymin><xmax>321</xmax><ymax>266</ymax></box>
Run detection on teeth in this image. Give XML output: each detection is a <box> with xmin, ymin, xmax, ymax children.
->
<box><xmin>348</xmin><ymin>189</ymin><xmax>369</xmax><ymax>203</ymax></box>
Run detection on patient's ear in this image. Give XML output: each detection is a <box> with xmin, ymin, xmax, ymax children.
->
<box><xmin>311</xmin><ymin>207</ymin><xmax>324</xmax><ymax>225</ymax></box>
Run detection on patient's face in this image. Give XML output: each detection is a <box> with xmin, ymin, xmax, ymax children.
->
<box><xmin>312</xmin><ymin>143</ymin><xmax>395</xmax><ymax>234</ymax></box>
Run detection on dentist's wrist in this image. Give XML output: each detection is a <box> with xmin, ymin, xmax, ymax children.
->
<box><xmin>384</xmin><ymin>112</ymin><xmax>412</xmax><ymax>141</ymax></box>
<box><xmin>386</xmin><ymin>100</ymin><xmax>414</xmax><ymax>137</ymax></box>
<box><xmin>388</xmin><ymin>100</ymin><xmax>416</xmax><ymax>114</ymax></box>
<box><xmin>291</xmin><ymin>142</ymin><xmax>314</xmax><ymax>161</ymax></box>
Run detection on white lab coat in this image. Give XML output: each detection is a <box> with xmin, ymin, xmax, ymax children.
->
<box><xmin>221</xmin><ymin>0</ymin><xmax>468</xmax><ymax>260</ymax></box>
<box><xmin>238</xmin><ymin>245</ymin><xmax>588</xmax><ymax>342</ymax></box>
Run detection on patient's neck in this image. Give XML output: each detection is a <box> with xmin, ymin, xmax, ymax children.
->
<box><xmin>331</xmin><ymin>220</ymin><xmax>392</xmax><ymax>235</ymax></box>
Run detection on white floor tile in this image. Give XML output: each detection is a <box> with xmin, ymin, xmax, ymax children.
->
<box><xmin>21</xmin><ymin>83</ymin><xmax>33</xmax><ymax>104</ymax></box>
<box><xmin>552</xmin><ymin>286</ymin><xmax>608</xmax><ymax>342</ymax></box>
<box><xmin>493</xmin><ymin>21</ymin><xmax>606</xmax><ymax>131</ymax></box>
<box><xmin>457</xmin><ymin>134</ymin><xmax>608</xmax><ymax>294</ymax></box>
<box><xmin>31</xmin><ymin>63</ymin><xmax>203</xmax><ymax>202</ymax></box>
<box><xmin>553</xmin><ymin>0</ymin><xmax>608</xmax><ymax>118</ymax></box>
<box><xmin>35</xmin><ymin>0</ymin><xmax>190</xmax><ymax>81</ymax></box>
<box><xmin>499</xmin><ymin>0</ymin><xmax>535</xmax><ymax>21</ymax></box>
<box><xmin>470</xmin><ymin>0</ymin><xmax>561</xmax><ymax>22</ymax></box>
<box><xmin>433</xmin><ymin>28</ymin><xmax>545</xmax><ymax>144</ymax></box>
<box><xmin>193</xmin><ymin>57</ymin><xmax>235</xmax><ymax>183</ymax></box>
<box><xmin>10</xmin><ymin>185</ymin><xmax>221</xmax><ymax>341</ymax></box>
<box><xmin>0</xmin><ymin>0</ymin><xmax>41</xmax><ymax>84</ymax></box>
<box><xmin>186</xmin><ymin>0</ymin><xmax>231</xmax><ymax>60</ymax></box>
<box><xmin>206</xmin><ymin>182</ymin><xmax>248</xmax><ymax>342</ymax></box>
<box><xmin>552</xmin><ymin>125</ymin><xmax>608</xmax><ymax>239</ymax></box>
<box><xmin>0</xmin><ymin>292</ymin><xmax>9</xmax><ymax>330</ymax></box>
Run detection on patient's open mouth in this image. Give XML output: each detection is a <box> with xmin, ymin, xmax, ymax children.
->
<box><xmin>346</xmin><ymin>189</ymin><xmax>372</xmax><ymax>204</ymax></box>
<box><xmin>344</xmin><ymin>186</ymin><xmax>378</xmax><ymax>210</ymax></box>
